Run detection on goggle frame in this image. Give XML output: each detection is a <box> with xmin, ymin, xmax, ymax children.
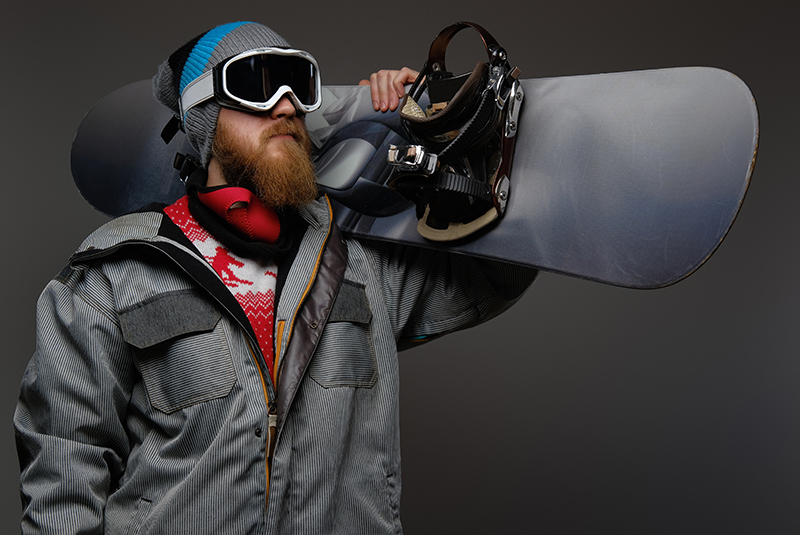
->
<box><xmin>180</xmin><ymin>47</ymin><xmax>322</xmax><ymax>117</ymax></box>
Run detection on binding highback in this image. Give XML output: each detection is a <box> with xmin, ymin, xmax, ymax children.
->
<box><xmin>387</xmin><ymin>21</ymin><xmax>524</xmax><ymax>241</ymax></box>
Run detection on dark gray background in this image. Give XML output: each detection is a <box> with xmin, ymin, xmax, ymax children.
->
<box><xmin>2</xmin><ymin>0</ymin><xmax>797</xmax><ymax>533</ymax></box>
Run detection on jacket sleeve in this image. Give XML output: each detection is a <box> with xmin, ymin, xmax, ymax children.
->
<box><xmin>362</xmin><ymin>240</ymin><xmax>538</xmax><ymax>349</ymax></box>
<box><xmin>14</xmin><ymin>265</ymin><xmax>135</xmax><ymax>534</ymax></box>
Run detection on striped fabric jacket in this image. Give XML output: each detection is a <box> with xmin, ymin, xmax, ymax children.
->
<box><xmin>15</xmin><ymin>197</ymin><xmax>536</xmax><ymax>534</ymax></box>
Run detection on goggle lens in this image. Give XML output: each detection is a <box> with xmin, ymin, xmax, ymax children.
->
<box><xmin>224</xmin><ymin>53</ymin><xmax>318</xmax><ymax>108</ymax></box>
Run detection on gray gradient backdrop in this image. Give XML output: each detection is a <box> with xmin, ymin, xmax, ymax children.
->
<box><xmin>2</xmin><ymin>1</ymin><xmax>797</xmax><ymax>533</ymax></box>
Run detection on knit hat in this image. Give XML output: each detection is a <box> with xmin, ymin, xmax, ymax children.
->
<box><xmin>153</xmin><ymin>22</ymin><xmax>291</xmax><ymax>166</ymax></box>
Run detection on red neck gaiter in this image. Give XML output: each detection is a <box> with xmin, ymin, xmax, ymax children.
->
<box><xmin>196</xmin><ymin>187</ymin><xmax>281</xmax><ymax>244</ymax></box>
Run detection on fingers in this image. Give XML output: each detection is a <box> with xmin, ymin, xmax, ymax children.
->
<box><xmin>391</xmin><ymin>67</ymin><xmax>420</xmax><ymax>105</ymax></box>
<box><xmin>371</xmin><ymin>70</ymin><xmax>395</xmax><ymax>112</ymax></box>
<box><xmin>363</xmin><ymin>68</ymin><xmax>420</xmax><ymax>112</ymax></box>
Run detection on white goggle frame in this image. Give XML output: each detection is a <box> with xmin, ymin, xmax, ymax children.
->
<box><xmin>179</xmin><ymin>47</ymin><xmax>322</xmax><ymax>117</ymax></box>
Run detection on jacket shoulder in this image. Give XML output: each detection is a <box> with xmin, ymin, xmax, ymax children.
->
<box><xmin>75</xmin><ymin>211</ymin><xmax>166</xmax><ymax>255</ymax></box>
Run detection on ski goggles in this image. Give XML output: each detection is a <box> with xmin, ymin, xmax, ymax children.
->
<box><xmin>180</xmin><ymin>47</ymin><xmax>322</xmax><ymax>117</ymax></box>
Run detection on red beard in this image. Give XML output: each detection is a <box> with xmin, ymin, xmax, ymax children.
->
<box><xmin>212</xmin><ymin>117</ymin><xmax>318</xmax><ymax>209</ymax></box>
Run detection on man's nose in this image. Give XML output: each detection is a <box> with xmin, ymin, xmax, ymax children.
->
<box><xmin>270</xmin><ymin>95</ymin><xmax>297</xmax><ymax>119</ymax></box>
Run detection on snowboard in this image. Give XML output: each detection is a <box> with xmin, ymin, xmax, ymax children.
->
<box><xmin>71</xmin><ymin>67</ymin><xmax>758</xmax><ymax>289</ymax></box>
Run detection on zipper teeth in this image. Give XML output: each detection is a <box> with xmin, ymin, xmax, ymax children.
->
<box><xmin>246</xmin><ymin>338</ymin><xmax>276</xmax><ymax>412</ymax></box>
<box><xmin>273</xmin><ymin>320</ymin><xmax>286</xmax><ymax>386</ymax></box>
<box><xmin>246</xmin><ymin>337</ymin><xmax>275</xmax><ymax>511</ymax></box>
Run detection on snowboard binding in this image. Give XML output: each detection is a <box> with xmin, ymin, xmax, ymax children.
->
<box><xmin>387</xmin><ymin>21</ymin><xmax>524</xmax><ymax>241</ymax></box>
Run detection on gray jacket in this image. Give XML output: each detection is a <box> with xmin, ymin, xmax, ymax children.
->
<box><xmin>15</xmin><ymin>197</ymin><xmax>536</xmax><ymax>534</ymax></box>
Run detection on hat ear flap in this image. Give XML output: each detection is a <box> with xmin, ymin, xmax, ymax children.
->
<box><xmin>152</xmin><ymin>60</ymin><xmax>181</xmax><ymax>118</ymax></box>
<box><xmin>153</xmin><ymin>57</ymin><xmax>219</xmax><ymax>168</ymax></box>
<box><xmin>184</xmin><ymin>101</ymin><xmax>221</xmax><ymax>167</ymax></box>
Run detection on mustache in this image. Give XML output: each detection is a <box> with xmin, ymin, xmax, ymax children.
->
<box><xmin>260</xmin><ymin>119</ymin><xmax>306</xmax><ymax>143</ymax></box>
<box><xmin>258</xmin><ymin>118</ymin><xmax>313</xmax><ymax>158</ymax></box>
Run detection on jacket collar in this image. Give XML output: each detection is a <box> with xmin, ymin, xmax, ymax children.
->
<box><xmin>71</xmin><ymin>197</ymin><xmax>332</xmax><ymax>260</ymax></box>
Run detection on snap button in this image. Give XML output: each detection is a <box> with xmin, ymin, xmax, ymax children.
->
<box><xmin>310</xmin><ymin>321</ymin><xmax>318</xmax><ymax>329</ymax></box>
<box><xmin>255</xmin><ymin>427</ymin><xmax>262</xmax><ymax>437</ymax></box>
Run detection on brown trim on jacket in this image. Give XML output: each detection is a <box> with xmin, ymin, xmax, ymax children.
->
<box><xmin>275</xmin><ymin>221</ymin><xmax>348</xmax><ymax>428</ymax></box>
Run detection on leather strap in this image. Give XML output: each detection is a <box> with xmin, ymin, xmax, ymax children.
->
<box><xmin>428</xmin><ymin>21</ymin><xmax>500</xmax><ymax>73</ymax></box>
<box><xmin>407</xmin><ymin>21</ymin><xmax>502</xmax><ymax>102</ymax></box>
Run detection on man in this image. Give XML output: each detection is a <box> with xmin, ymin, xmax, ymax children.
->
<box><xmin>15</xmin><ymin>21</ymin><xmax>536</xmax><ymax>534</ymax></box>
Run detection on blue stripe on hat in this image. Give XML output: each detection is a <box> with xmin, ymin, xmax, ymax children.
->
<box><xmin>179</xmin><ymin>21</ymin><xmax>252</xmax><ymax>95</ymax></box>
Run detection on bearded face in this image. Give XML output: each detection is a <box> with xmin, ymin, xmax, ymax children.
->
<box><xmin>211</xmin><ymin>114</ymin><xmax>318</xmax><ymax>209</ymax></box>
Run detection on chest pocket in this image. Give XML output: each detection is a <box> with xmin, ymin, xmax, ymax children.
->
<box><xmin>119</xmin><ymin>289</ymin><xmax>237</xmax><ymax>413</ymax></box>
<box><xmin>309</xmin><ymin>280</ymin><xmax>376</xmax><ymax>388</ymax></box>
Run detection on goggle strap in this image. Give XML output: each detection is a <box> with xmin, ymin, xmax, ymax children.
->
<box><xmin>180</xmin><ymin>70</ymin><xmax>215</xmax><ymax>118</ymax></box>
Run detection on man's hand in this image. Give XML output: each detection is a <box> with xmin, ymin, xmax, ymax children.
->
<box><xmin>359</xmin><ymin>67</ymin><xmax>420</xmax><ymax>112</ymax></box>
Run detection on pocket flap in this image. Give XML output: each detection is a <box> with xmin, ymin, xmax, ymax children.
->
<box><xmin>119</xmin><ymin>290</ymin><xmax>221</xmax><ymax>348</ymax></box>
<box><xmin>330</xmin><ymin>280</ymin><xmax>372</xmax><ymax>324</ymax></box>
